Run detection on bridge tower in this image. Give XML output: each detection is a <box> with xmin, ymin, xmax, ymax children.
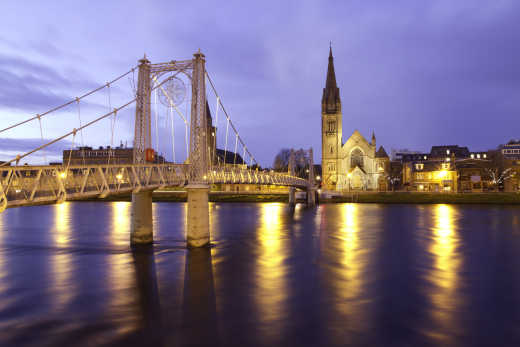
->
<box><xmin>288</xmin><ymin>149</ymin><xmax>296</xmax><ymax>206</ymax></box>
<box><xmin>131</xmin><ymin>56</ymin><xmax>154</xmax><ymax>244</ymax></box>
<box><xmin>186</xmin><ymin>51</ymin><xmax>211</xmax><ymax>248</ymax></box>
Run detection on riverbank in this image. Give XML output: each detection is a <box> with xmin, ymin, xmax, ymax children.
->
<box><xmin>327</xmin><ymin>192</ymin><xmax>520</xmax><ymax>204</ymax></box>
<box><xmin>82</xmin><ymin>191</ymin><xmax>520</xmax><ymax>204</ymax></box>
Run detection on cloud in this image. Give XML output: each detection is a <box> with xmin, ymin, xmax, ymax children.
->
<box><xmin>1</xmin><ymin>0</ymin><xmax>520</xmax><ymax>165</ymax></box>
<box><xmin>0</xmin><ymin>137</ymin><xmax>74</xmax><ymax>164</ymax></box>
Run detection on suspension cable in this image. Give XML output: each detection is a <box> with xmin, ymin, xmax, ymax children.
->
<box><xmin>0</xmin><ymin>99</ymin><xmax>136</xmax><ymax>167</ymax></box>
<box><xmin>233</xmin><ymin>134</ymin><xmax>238</xmax><ymax>165</ymax></box>
<box><xmin>37</xmin><ymin>114</ymin><xmax>47</xmax><ymax>165</ymax></box>
<box><xmin>0</xmin><ymin>66</ymin><xmax>137</xmax><ymax>134</ymax></box>
<box><xmin>170</xmin><ymin>103</ymin><xmax>175</xmax><ymax>163</ymax></box>
<box><xmin>206</xmin><ymin>71</ymin><xmax>258</xmax><ymax>166</ymax></box>
<box><xmin>154</xmin><ymin>89</ymin><xmax>159</xmax><ymax>153</ymax></box>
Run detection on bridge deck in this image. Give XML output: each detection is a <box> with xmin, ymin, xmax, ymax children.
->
<box><xmin>0</xmin><ymin>164</ymin><xmax>309</xmax><ymax>210</ymax></box>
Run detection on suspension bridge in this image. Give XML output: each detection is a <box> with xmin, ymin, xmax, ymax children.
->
<box><xmin>0</xmin><ymin>51</ymin><xmax>317</xmax><ymax>247</ymax></box>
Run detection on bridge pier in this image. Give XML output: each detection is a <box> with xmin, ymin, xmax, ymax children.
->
<box><xmin>131</xmin><ymin>190</ymin><xmax>153</xmax><ymax>244</ymax></box>
<box><xmin>307</xmin><ymin>188</ymin><xmax>316</xmax><ymax>206</ymax></box>
<box><xmin>289</xmin><ymin>187</ymin><xmax>296</xmax><ymax>206</ymax></box>
<box><xmin>186</xmin><ymin>185</ymin><xmax>210</xmax><ymax>248</ymax></box>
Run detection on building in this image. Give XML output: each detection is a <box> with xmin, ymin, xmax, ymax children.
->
<box><xmin>402</xmin><ymin>160</ymin><xmax>458</xmax><ymax>192</ymax></box>
<box><xmin>457</xmin><ymin>159</ymin><xmax>494</xmax><ymax>192</ymax></box>
<box><xmin>398</xmin><ymin>145</ymin><xmax>495</xmax><ymax>192</ymax></box>
<box><xmin>500</xmin><ymin>140</ymin><xmax>520</xmax><ymax>160</ymax></box>
<box><xmin>63</xmin><ymin>142</ymin><xmax>166</xmax><ymax>165</ymax></box>
<box><xmin>321</xmin><ymin>47</ymin><xmax>388</xmax><ymax>192</ymax></box>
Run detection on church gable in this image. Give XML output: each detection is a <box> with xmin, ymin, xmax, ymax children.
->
<box><xmin>342</xmin><ymin>130</ymin><xmax>374</xmax><ymax>157</ymax></box>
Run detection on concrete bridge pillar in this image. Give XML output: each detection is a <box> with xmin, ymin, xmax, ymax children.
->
<box><xmin>288</xmin><ymin>149</ymin><xmax>296</xmax><ymax>207</ymax></box>
<box><xmin>307</xmin><ymin>188</ymin><xmax>316</xmax><ymax>206</ymax></box>
<box><xmin>307</xmin><ymin>147</ymin><xmax>316</xmax><ymax>207</ymax></box>
<box><xmin>131</xmin><ymin>190</ymin><xmax>153</xmax><ymax>244</ymax></box>
<box><xmin>289</xmin><ymin>187</ymin><xmax>296</xmax><ymax>206</ymax></box>
<box><xmin>186</xmin><ymin>185</ymin><xmax>210</xmax><ymax>248</ymax></box>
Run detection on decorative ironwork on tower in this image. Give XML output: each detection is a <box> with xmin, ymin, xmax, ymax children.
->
<box><xmin>189</xmin><ymin>51</ymin><xmax>208</xmax><ymax>183</ymax></box>
<box><xmin>133</xmin><ymin>56</ymin><xmax>152</xmax><ymax>164</ymax></box>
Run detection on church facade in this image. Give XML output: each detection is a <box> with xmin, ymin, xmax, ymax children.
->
<box><xmin>321</xmin><ymin>48</ymin><xmax>389</xmax><ymax>192</ymax></box>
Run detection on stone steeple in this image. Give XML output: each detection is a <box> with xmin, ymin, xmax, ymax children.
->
<box><xmin>322</xmin><ymin>45</ymin><xmax>341</xmax><ymax>114</ymax></box>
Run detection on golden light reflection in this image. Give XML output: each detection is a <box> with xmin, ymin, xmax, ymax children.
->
<box><xmin>256</xmin><ymin>203</ymin><xmax>288</xmax><ymax>338</ymax></box>
<box><xmin>335</xmin><ymin>204</ymin><xmax>363</xmax><ymax>314</ymax></box>
<box><xmin>110</xmin><ymin>201</ymin><xmax>131</xmax><ymax>247</ymax></box>
<box><xmin>52</xmin><ymin>202</ymin><xmax>74</xmax><ymax>309</ymax></box>
<box><xmin>108</xmin><ymin>202</ymin><xmax>139</xmax><ymax>334</ymax></box>
<box><xmin>427</xmin><ymin>204</ymin><xmax>461</xmax><ymax>340</ymax></box>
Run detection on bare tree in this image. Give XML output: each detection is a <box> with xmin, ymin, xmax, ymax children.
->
<box><xmin>485</xmin><ymin>167</ymin><xmax>513</xmax><ymax>190</ymax></box>
<box><xmin>273</xmin><ymin>148</ymin><xmax>309</xmax><ymax>177</ymax></box>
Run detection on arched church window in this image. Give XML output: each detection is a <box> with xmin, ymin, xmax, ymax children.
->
<box><xmin>330</xmin><ymin>145</ymin><xmax>333</xmax><ymax>154</ymax></box>
<box><xmin>351</xmin><ymin>148</ymin><xmax>364</xmax><ymax>169</ymax></box>
<box><xmin>327</xmin><ymin>121</ymin><xmax>335</xmax><ymax>132</ymax></box>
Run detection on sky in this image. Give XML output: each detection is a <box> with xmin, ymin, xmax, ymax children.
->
<box><xmin>1</xmin><ymin>0</ymin><xmax>519</xmax><ymax>166</ymax></box>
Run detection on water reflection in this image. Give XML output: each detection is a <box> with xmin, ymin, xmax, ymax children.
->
<box><xmin>255</xmin><ymin>203</ymin><xmax>288</xmax><ymax>340</ymax></box>
<box><xmin>426</xmin><ymin>204</ymin><xmax>462</xmax><ymax>343</ymax></box>
<box><xmin>338</xmin><ymin>204</ymin><xmax>362</xmax><ymax>306</ymax></box>
<box><xmin>182</xmin><ymin>247</ymin><xmax>219</xmax><ymax>346</ymax></box>
<box><xmin>108</xmin><ymin>202</ymin><xmax>139</xmax><ymax>334</ymax></box>
<box><xmin>111</xmin><ymin>201</ymin><xmax>131</xmax><ymax>247</ymax></box>
<box><xmin>131</xmin><ymin>246</ymin><xmax>162</xmax><ymax>345</ymax></box>
<box><xmin>52</xmin><ymin>202</ymin><xmax>75</xmax><ymax>309</ymax></box>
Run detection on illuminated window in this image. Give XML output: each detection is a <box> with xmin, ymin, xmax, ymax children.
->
<box><xmin>442</xmin><ymin>163</ymin><xmax>450</xmax><ymax>169</ymax></box>
<box><xmin>446</xmin><ymin>157</ymin><xmax>450</xmax><ymax>162</ymax></box>
<box><xmin>423</xmin><ymin>156</ymin><xmax>427</xmax><ymax>160</ymax></box>
<box><xmin>483</xmin><ymin>154</ymin><xmax>487</xmax><ymax>158</ymax></box>
<box><xmin>351</xmin><ymin>148</ymin><xmax>364</xmax><ymax>169</ymax></box>
<box><xmin>471</xmin><ymin>154</ymin><xmax>475</xmax><ymax>159</ymax></box>
<box><xmin>415</xmin><ymin>163</ymin><xmax>424</xmax><ymax>170</ymax></box>
<box><xmin>446</xmin><ymin>149</ymin><xmax>450</xmax><ymax>155</ymax></box>
<box><xmin>477</xmin><ymin>154</ymin><xmax>481</xmax><ymax>159</ymax></box>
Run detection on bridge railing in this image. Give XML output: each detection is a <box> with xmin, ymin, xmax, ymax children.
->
<box><xmin>206</xmin><ymin>167</ymin><xmax>309</xmax><ymax>189</ymax></box>
<box><xmin>0</xmin><ymin>163</ymin><xmax>308</xmax><ymax>211</ymax></box>
<box><xmin>0</xmin><ymin>163</ymin><xmax>188</xmax><ymax>209</ymax></box>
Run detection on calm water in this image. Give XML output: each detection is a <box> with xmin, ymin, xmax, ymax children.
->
<box><xmin>1</xmin><ymin>202</ymin><xmax>520</xmax><ymax>346</ymax></box>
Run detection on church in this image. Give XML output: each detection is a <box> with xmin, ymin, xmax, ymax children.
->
<box><xmin>321</xmin><ymin>47</ymin><xmax>389</xmax><ymax>192</ymax></box>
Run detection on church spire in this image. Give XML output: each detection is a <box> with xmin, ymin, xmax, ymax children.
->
<box><xmin>322</xmin><ymin>44</ymin><xmax>341</xmax><ymax>114</ymax></box>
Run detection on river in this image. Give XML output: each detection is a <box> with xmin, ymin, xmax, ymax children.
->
<box><xmin>0</xmin><ymin>202</ymin><xmax>519</xmax><ymax>346</ymax></box>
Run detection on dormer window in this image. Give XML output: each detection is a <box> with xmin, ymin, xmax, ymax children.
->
<box><xmin>415</xmin><ymin>163</ymin><xmax>424</xmax><ymax>170</ymax></box>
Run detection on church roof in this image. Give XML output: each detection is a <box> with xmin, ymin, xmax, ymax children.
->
<box><xmin>322</xmin><ymin>46</ymin><xmax>341</xmax><ymax>114</ymax></box>
<box><xmin>376</xmin><ymin>146</ymin><xmax>389</xmax><ymax>158</ymax></box>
